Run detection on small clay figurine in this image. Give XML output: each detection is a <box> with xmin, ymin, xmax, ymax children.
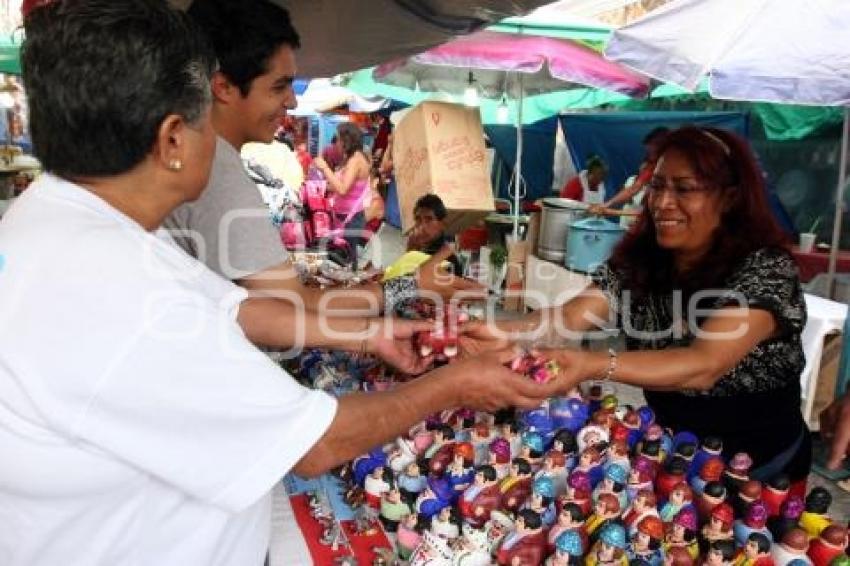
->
<box><xmin>664</xmin><ymin>544</ymin><xmax>696</xmax><ymax>566</ymax></box>
<box><xmin>577</xmin><ymin>424</ymin><xmax>609</xmax><ymax>454</ymax></box>
<box><xmin>723</xmin><ymin>452</ymin><xmax>753</xmax><ymax>499</ymax></box>
<box><xmin>430</xmin><ymin>505</ymin><xmax>461</xmax><ymax>540</ymax></box>
<box><xmin>451</xmin><ymin>523</ymin><xmax>492</xmax><ymax>566</ymax></box>
<box><xmin>536</xmin><ymin>451</ymin><xmax>569</xmax><ymax>497</ymax></box>
<box><xmin>415</xmin><ymin>304</ymin><xmax>466</xmax><ymax>359</ymax></box>
<box><xmin>674</xmin><ymin>442</ymin><xmax>698</xmax><ymax>478</ymax></box>
<box><xmin>561</xmin><ymin>469</ymin><xmax>593</xmax><ymax>518</ymax></box>
<box><xmin>575</xmin><ymin>445</ymin><xmax>605</xmax><ymax>488</ymax></box>
<box><xmin>520</xmin><ymin>430</ymin><xmax>546</xmax><ymax>470</ymax></box>
<box><xmin>484</xmin><ymin>510</ymin><xmax>515</xmax><ymax>556</ymax></box>
<box><xmin>627</xmin><ymin>515</ymin><xmax>664</xmax><ymax>566</ymax></box>
<box><xmin>458</xmin><ymin>464</ymin><xmax>502</xmax><ymax>528</ymax></box>
<box><xmin>549</xmin><ymin>396</ymin><xmax>590</xmax><ymax>433</ymax></box>
<box><xmin>636</xmin><ymin>405</ymin><xmax>656</xmax><ymax>431</ymax></box>
<box><xmin>659</xmin><ymin>481</ymin><xmax>693</xmax><ymax>524</ymax></box>
<box><xmin>500</xmin><ymin>420</ymin><xmax>523</xmax><ymax>460</ymax></box>
<box><xmin>470</xmin><ymin>421</ymin><xmax>495</xmax><ymax>466</ymax></box>
<box><xmin>379</xmin><ymin>485</ymin><xmax>411</xmax><ymax>532</ymax></box>
<box><xmin>705</xmin><ymin>540</ymin><xmax>737</xmax><ymax>566</ymax></box>
<box><xmin>807</xmin><ymin>524</ymin><xmax>848</xmax><ymax>566</ymax></box>
<box><xmin>548</xmin><ymin>428</ymin><xmax>579</xmax><ymax>470</ymax></box>
<box><xmin>547</xmin><ymin>528</ymin><xmax>584</xmax><ymax>566</ymax></box>
<box><xmin>397</xmin><ymin>513</ymin><xmax>423</xmax><ymax>561</ymax></box>
<box><xmin>508</xmin><ymin>349</ymin><xmax>560</xmax><ymax>384</ymax></box>
<box><xmin>616</xmin><ymin>409</ymin><xmax>643</xmax><ymax>449</ymax></box>
<box><xmin>733</xmin><ymin>480</ymin><xmax>764</xmax><ymax>519</ymax></box>
<box><xmin>498</xmin><ymin>457</ymin><xmax>533</xmax><ymax>514</ymax></box>
<box><xmin>655</xmin><ymin>458</ymin><xmax>689</xmax><ymax>504</ymax></box>
<box><xmin>627</xmin><ymin>459</ymin><xmax>656</xmax><ymax>503</ymax></box>
<box><xmin>690</xmin><ymin>457</ymin><xmax>725</xmax><ymax>498</ymax></box>
<box><xmin>593</xmin><ymin>463</ymin><xmax>629</xmax><ymax>512</ymax></box>
<box><xmin>409</xmin><ymin>529</ymin><xmax>455</xmax><ymax>566</ymax></box>
<box><xmin>426</xmin><ymin>425</ymin><xmax>457</xmax><ymax>477</ymax></box>
<box><xmin>697</xmin><ymin>481</ymin><xmax>728</xmax><ymax>525</ymax></box>
<box><xmin>446</xmin><ymin>442</ymin><xmax>476</xmax><ymax>497</ymax></box>
<box><xmin>547</xmin><ymin>503</ymin><xmax>587</xmax><ymax>556</ymax></box>
<box><xmin>767</xmin><ymin>495</ymin><xmax>804</xmax><ymax>544</ymax></box>
<box><xmin>525</xmin><ymin>476</ymin><xmax>557</xmax><ymax>527</ymax></box>
<box><xmin>799</xmin><ymin>487</ymin><xmax>833</xmax><ymax>539</ymax></box>
<box><xmin>761</xmin><ymin>475</ymin><xmax>790</xmax><ymax>519</ymax></box>
<box><xmin>623</xmin><ymin>489</ymin><xmax>660</xmax><ymax>536</ymax></box>
<box><xmin>606</xmin><ymin>440</ymin><xmax>632</xmax><ymax>472</ymax></box>
<box><xmin>733</xmin><ymin>500</ymin><xmax>773</xmax><ymax>549</ymax></box>
<box><xmin>733</xmin><ymin>532</ymin><xmax>775</xmax><ymax>566</ymax></box>
<box><xmin>398</xmin><ymin>461</ymin><xmax>428</xmax><ymax>506</ymax></box>
<box><xmin>388</xmin><ymin>436</ymin><xmax>420</xmax><ymax>474</ymax></box>
<box><xmin>489</xmin><ymin>437</ymin><xmax>513</xmax><ymax>479</ymax></box>
<box><xmin>352</xmin><ymin>446</ymin><xmax>387</xmax><ymax>486</ymax></box>
<box><xmin>364</xmin><ymin>464</ymin><xmax>392</xmax><ymax>508</ymax></box>
<box><xmin>664</xmin><ymin>506</ymin><xmax>699</xmax><ymax>561</ymax></box>
<box><xmin>415</xmin><ymin>476</ymin><xmax>453</xmax><ymax>520</ymax></box>
<box><xmin>690</xmin><ymin>436</ymin><xmax>724</xmax><ymax>482</ymax></box>
<box><xmin>585</xmin><ymin>522</ymin><xmax>629</xmax><ymax>566</ymax></box>
<box><xmin>701</xmin><ymin>502</ymin><xmax>735</xmax><ymax>552</ymax></box>
<box><xmin>770</xmin><ymin>528</ymin><xmax>811</xmax><ymax>566</ymax></box>
<box><xmin>495</xmin><ymin>508</ymin><xmax>547</xmax><ymax>566</ymax></box>
<box><xmin>586</xmin><ymin>492</ymin><xmax>622</xmax><ymax>541</ymax></box>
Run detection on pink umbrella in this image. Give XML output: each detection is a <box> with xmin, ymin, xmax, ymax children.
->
<box><xmin>373</xmin><ymin>30</ymin><xmax>650</xmax><ymax>100</ymax></box>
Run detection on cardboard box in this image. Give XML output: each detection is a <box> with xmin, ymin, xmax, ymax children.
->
<box><xmin>392</xmin><ymin>101</ymin><xmax>494</xmax><ymax>235</ymax></box>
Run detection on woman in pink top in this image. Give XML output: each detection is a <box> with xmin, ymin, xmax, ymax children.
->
<box><xmin>315</xmin><ymin>122</ymin><xmax>371</xmax><ymax>261</ymax></box>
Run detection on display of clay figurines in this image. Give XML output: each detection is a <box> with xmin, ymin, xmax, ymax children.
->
<box><xmin>293</xmin><ymin>367</ymin><xmax>846</xmax><ymax>566</ymax></box>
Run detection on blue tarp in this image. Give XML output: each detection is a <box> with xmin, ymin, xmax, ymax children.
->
<box><xmin>559</xmin><ymin>111</ymin><xmax>749</xmax><ymax>200</ymax></box>
<box><xmin>486</xmin><ymin>116</ymin><xmax>559</xmax><ymax>205</ymax></box>
<box><xmin>558</xmin><ymin>111</ymin><xmax>793</xmax><ymax>234</ymax></box>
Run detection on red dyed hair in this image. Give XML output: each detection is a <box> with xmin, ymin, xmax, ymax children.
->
<box><xmin>23</xmin><ymin>0</ymin><xmax>55</xmax><ymax>18</ymax></box>
<box><xmin>609</xmin><ymin>126</ymin><xmax>789</xmax><ymax>297</ymax></box>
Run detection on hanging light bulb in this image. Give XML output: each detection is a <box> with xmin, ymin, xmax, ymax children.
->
<box><xmin>463</xmin><ymin>71</ymin><xmax>479</xmax><ymax>107</ymax></box>
<box><xmin>496</xmin><ymin>95</ymin><xmax>510</xmax><ymax>124</ymax></box>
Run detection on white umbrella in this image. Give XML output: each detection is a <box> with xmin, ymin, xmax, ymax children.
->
<box><xmin>604</xmin><ymin>0</ymin><xmax>850</xmax><ymax>293</ymax></box>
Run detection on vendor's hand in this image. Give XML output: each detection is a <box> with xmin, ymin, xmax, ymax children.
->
<box><xmin>820</xmin><ymin>392</ymin><xmax>850</xmax><ymax>469</ymax></box>
<box><xmin>588</xmin><ymin>204</ymin><xmax>606</xmax><ymax>215</ymax></box>
<box><xmin>437</xmin><ymin>348</ymin><xmax>561</xmax><ymax>412</ymax></box>
<box><xmin>367</xmin><ymin>317</ymin><xmax>435</xmax><ymax>375</ymax></box>
<box><xmin>538</xmin><ymin>347</ymin><xmax>596</xmax><ymax>393</ymax></box>
<box><xmin>416</xmin><ymin>246</ymin><xmax>487</xmax><ymax>302</ymax></box>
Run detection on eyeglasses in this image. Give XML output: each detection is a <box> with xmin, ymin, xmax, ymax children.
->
<box><xmin>646</xmin><ymin>176</ymin><xmax>710</xmax><ymax>200</ymax></box>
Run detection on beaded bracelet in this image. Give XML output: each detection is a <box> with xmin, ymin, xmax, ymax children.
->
<box><xmin>604</xmin><ymin>348</ymin><xmax>618</xmax><ymax>381</ymax></box>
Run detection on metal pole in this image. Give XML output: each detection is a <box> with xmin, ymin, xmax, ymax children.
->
<box><xmin>512</xmin><ymin>72</ymin><xmax>524</xmax><ymax>241</ymax></box>
<box><xmin>827</xmin><ymin>107</ymin><xmax>849</xmax><ymax>298</ymax></box>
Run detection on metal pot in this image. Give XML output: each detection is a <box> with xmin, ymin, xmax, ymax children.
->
<box><xmin>566</xmin><ymin>217</ymin><xmax>625</xmax><ymax>273</ymax></box>
<box><xmin>537</xmin><ymin>198</ymin><xmax>587</xmax><ymax>263</ymax></box>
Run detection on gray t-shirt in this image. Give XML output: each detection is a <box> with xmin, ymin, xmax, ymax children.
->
<box><xmin>164</xmin><ymin>136</ymin><xmax>287</xmax><ymax>280</ymax></box>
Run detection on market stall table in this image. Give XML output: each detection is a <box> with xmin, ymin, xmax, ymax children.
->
<box><xmin>792</xmin><ymin>245</ymin><xmax>850</xmax><ymax>283</ymax></box>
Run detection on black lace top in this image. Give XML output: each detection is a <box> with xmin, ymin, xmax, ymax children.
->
<box><xmin>593</xmin><ymin>247</ymin><xmax>810</xmax><ymax>480</ymax></box>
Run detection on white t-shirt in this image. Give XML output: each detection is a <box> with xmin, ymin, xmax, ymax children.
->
<box><xmin>0</xmin><ymin>174</ymin><xmax>337</xmax><ymax>566</ymax></box>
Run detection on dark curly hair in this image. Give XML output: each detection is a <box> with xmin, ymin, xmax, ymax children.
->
<box><xmin>188</xmin><ymin>0</ymin><xmax>299</xmax><ymax>96</ymax></box>
<box><xmin>608</xmin><ymin>126</ymin><xmax>788</xmax><ymax>298</ymax></box>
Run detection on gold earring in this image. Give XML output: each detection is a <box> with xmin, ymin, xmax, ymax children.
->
<box><xmin>168</xmin><ymin>159</ymin><xmax>183</xmax><ymax>171</ymax></box>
